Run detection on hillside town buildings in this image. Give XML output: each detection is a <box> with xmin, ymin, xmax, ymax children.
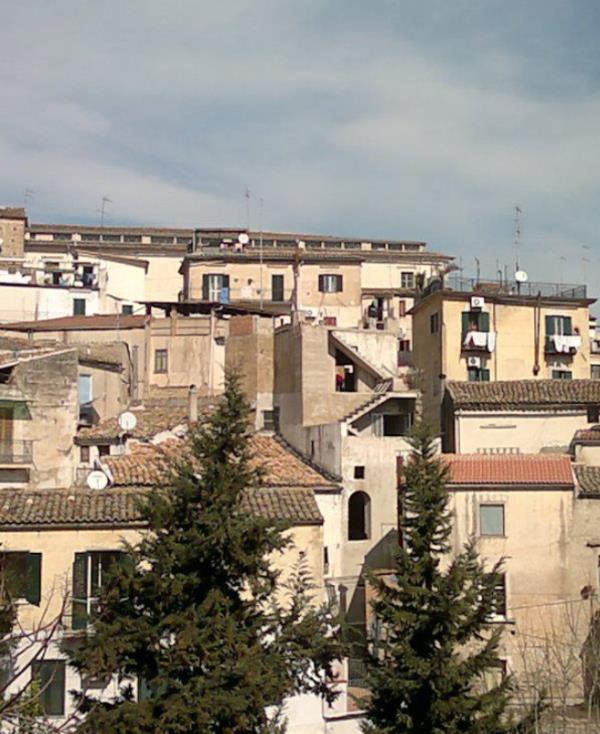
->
<box><xmin>1</xmin><ymin>204</ymin><xmax>600</xmax><ymax>731</ymax></box>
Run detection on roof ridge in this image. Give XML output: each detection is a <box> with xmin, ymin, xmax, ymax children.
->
<box><xmin>269</xmin><ymin>433</ymin><xmax>342</xmax><ymax>484</ymax></box>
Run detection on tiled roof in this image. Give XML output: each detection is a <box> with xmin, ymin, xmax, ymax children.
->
<box><xmin>574</xmin><ymin>465</ymin><xmax>600</xmax><ymax>496</ymax></box>
<box><xmin>572</xmin><ymin>425</ymin><xmax>600</xmax><ymax>444</ymax></box>
<box><xmin>446</xmin><ymin>380</ymin><xmax>600</xmax><ymax>411</ymax></box>
<box><xmin>0</xmin><ymin>486</ymin><xmax>322</xmax><ymax>527</ymax></box>
<box><xmin>0</xmin><ymin>314</ymin><xmax>147</xmax><ymax>332</ymax></box>
<box><xmin>0</xmin><ymin>207</ymin><xmax>27</xmax><ymax>220</ymax></box>
<box><xmin>102</xmin><ymin>434</ymin><xmax>339</xmax><ymax>489</ymax></box>
<box><xmin>0</xmin><ymin>488</ymin><xmax>142</xmax><ymax>528</ymax></box>
<box><xmin>444</xmin><ymin>454</ymin><xmax>574</xmax><ymax>486</ymax></box>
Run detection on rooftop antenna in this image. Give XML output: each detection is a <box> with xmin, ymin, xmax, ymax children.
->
<box><xmin>581</xmin><ymin>244</ymin><xmax>590</xmax><ymax>285</ymax></box>
<box><xmin>98</xmin><ymin>196</ymin><xmax>112</xmax><ymax>227</ymax></box>
<box><xmin>23</xmin><ymin>188</ymin><xmax>34</xmax><ymax>209</ymax></box>
<box><xmin>559</xmin><ymin>255</ymin><xmax>567</xmax><ymax>286</ymax></box>
<box><xmin>513</xmin><ymin>205</ymin><xmax>522</xmax><ymax>272</ymax></box>
<box><xmin>245</xmin><ymin>188</ymin><xmax>251</xmax><ymax>232</ymax></box>
<box><xmin>259</xmin><ymin>197</ymin><xmax>264</xmax><ymax>310</ymax></box>
<box><xmin>474</xmin><ymin>256</ymin><xmax>481</xmax><ymax>285</ymax></box>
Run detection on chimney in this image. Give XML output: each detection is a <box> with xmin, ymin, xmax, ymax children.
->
<box><xmin>188</xmin><ymin>384</ymin><xmax>198</xmax><ymax>423</ymax></box>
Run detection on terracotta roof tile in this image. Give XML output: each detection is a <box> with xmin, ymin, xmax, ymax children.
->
<box><xmin>0</xmin><ymin>485</ymin><xmax>322</xmax><ymax>527</ymax></box>
<box><xmin>574</xmin><ymin>465</ymin><xmax>600</xmax><ymax>496</ymax></box>
<box><xmin>444</xmin><ymin>454</ymin><xmax>574</xmax><ymax>486</ymax></box>
<box><xmin>572</xmin><ymin>425</ymin><xmax>600</xmax><ymax>444</ymax></box>
<box><xmin>446</xmin><ymin>380</ymin><xmax>600</xmax><ymax>411</ymax></box>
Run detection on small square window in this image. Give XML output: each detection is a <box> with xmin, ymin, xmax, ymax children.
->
<box><xmin>121</xmin><ymin>304</ymin><xmax>134</xmax><ymax>315</ymax></box>
<box><xmin>480</xmin><ymin>504</ymin><xmax>505</xmax><ymax>536</ymax></box>
<box><xmin>80</xmin><ymin>445</ymin><xmax>90</xmax><ymax>463</ymax></box>
<box><xmin>400</xmin><ymin>272</ymin><xmax>415</xmax><ymax>289</ymax></box>
<box><xmin>154</xmin><ymin>349</ymin><xmax>168</xmax><ymax>374</ymax></box>
<box><xmin>354</xmin><ymin>466</ymin><xmax>365</xmax><ymax>479</ymax></box>
<box><xmin>73</xmin><ymin>298</ymin><xmax>86</xmax><ymax>316</ymax></box>
<box><xmin>98</xmin><ymin>445</ymin><xmax>111</xmax><ymax>457</ymax></box>
<box><xmin>588</xmin><ymin>406</ymin><xmax>600</xmax><ymax>423</ymax></box>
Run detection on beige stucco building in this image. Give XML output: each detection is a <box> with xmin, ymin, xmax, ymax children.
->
<box><xmin>412</xmin><ymin>276</ymin><xmax>595</xmax><ymax>431</ymax></box>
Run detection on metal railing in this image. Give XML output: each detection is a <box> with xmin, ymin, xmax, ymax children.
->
<box><xmin>424</xmin><ymin>276</ymin><xmax>587</xmax><ymax>300</ymax></box>
<box><xmin>0</xmin><ymin>440</ymin><xmax>33</xmax><ymax>464</ymax></box>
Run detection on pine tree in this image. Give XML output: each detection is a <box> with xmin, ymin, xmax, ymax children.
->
<box><xmin>362</xmin><ymin>425</ymin><xmax>532</xmax><ymax>734</ymax></box>
<box><xmin>68</xmin><ymin>372</ymin><xmax>341</xmax><ymax>733</ymax></box>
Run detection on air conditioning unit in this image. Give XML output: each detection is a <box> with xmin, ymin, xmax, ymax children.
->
<box><xmin>471</xmin><ymin>296</ymin><xmax>485</xmax><ymax>310</ymax></box>
<box><xmin>467</xmin><ymin>356</ymin><xmax>481</xmax><ymax>368</ymax></box>
<box><xmin>303</xmin><ymin>308</ymin><xmax>317</xmax><ymax>319</ymax></box>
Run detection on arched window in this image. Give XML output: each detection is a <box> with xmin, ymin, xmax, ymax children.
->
<box><xmin>348</xmin><ymin>491</ymin><xmax>371</xmax><ymax>541</ymax></box>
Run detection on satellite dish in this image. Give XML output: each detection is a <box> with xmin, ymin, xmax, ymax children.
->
<box><xmin>0</xmin><ymin>238</ymin><xmax>4</xmax><ymax>246</ymax></box>
<box><xmin>86</xmin><ymin>470</ymin><xmax>108</xmax><ymax>491</ymax></box>
<box><xmin>118</xmin><ymin>411</ymin><xmax>138</xmax><ymax>431</ymax></box>
<box><xmin>515</xmin><ymin>270</ymin><xmax>529</xmax><ymax>283</ymax></box>
<box><xmin>238</xmin><ymin>233</ymin><xmax>250</xmax><ymax>245</ymax></box>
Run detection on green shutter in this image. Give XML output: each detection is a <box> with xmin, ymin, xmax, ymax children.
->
<box><xmin>72</xmin><ymin>552</ymin><xmax>88</xmax><ymax>630</ymax></box>
<box><xmin>545</xmin><ymin>315</ymin><xmax>555</xmax><ymax>335</ymax></box>
<box><xmin>461</xmin><ymin>312</ymin><xmax>470</xmax><ymax>337</ymax></box>
<box><xmin>25</xmin><ymin>553</ymin><xmax>41</xmax><ymax>606</ymax></box>
<box><xmin>481</xmin><ymin>369</ymin><xmax>491</xmax><ymax>382</ymax></box>
<box><xmin>479</xmin><ymin>312</ymin><xmax>490</xmax><ymax>333</ymax></box>
<box><xmin>564</xmin><ymin>317</ymin><xmax>573</xmax><ymax>336</ymax></box>
<box><xmin>202</xmin><ymin>275</ymin><xmax>209</xmax><ymax>300</ymax></box>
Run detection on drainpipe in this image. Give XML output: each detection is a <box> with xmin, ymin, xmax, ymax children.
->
<box><xmin>208</xmin><ymin>308</ymin><xmax>215</xmax><ymax>395</ymax></box>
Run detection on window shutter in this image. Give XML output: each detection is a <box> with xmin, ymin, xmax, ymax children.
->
<box><xmin>398</xmin><ymin>300</ymin><xmax>406</xmax><ymax>317</ymax></box>
<box><xmin>545</xmin><ymin>315</ymin><xmax>555</xmax><ymax>335</ymax></box>
<box><xmin>202</xmin><ymin>275</ymin><xmax>209</xmax><ymax>300</ymax></box>
<box><xmin>336</xmin><ymin>275</ymin><xmax>343</xmax><ymax>292</ymax></box>
<box><xmin>481</xmin><ymin>369</ymin><xmax>491</xmax><ymax>382</ymax></box>
<box><xmin>479</xmin><ymin>312</ymin><xmax>490</xmax><ymax>332</ymax></box>
<box><xmin>461</xmin><ymin>312</ymin><xmax>470</xmax><ymax>336</ymax></box>
<box><xmin>318</xmin><ymin>275</ymin><xmax>324</xmax><ymax>292</ymax></box>
<box><xmin>25</xmin><ymin>553</ymin><xmax>41</xmax><ymax>606</ymax></box>
<box><xmin>564</xmin><ymin>317</ymin><xmax>573</xmax><ymax>336</ymax></box>
<box><xmin>72</xmin><ymin>552</ymin><xmax>88</xmax><ymax>630</ymax></box>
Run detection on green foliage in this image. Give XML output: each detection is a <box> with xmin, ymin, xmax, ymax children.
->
<box><xmin>69</xmin><ymin>371</ymin><xmax>341</xmax><ymax>733</ymax></box>
<box><xmin>362</xmin><ymin>425</ymin><xmax>534</xmax><ymax>734</ymax></box>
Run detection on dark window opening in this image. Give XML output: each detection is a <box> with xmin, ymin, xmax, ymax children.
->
<box><xmin>335</xmin><ymin>351</ymin><xmax>356</xmax><ymax>392</ymax></box>
<box><xmin>489</xmin><ymin>573</ymin><xmax>507</xmax><ymax>618</ymax></box>
<box><xmin>121</xmin><ymin>304</ymin><xmax>134</xmax><ymax>315</ymax></box>
<box><xmin>97</xmin><ymin>444</ymin><xmax>110</xmax><ymax>457</ymax></box>
<box><xmin>262</xmin><ymin>408</ymin><xmax>280</xmax><ymax>432</ymax></box>
<box><xmin>461</xmin><ymin>310</ymin><xmax>490</xmax><ymax>335</ymax></box>
<box><xmin>154</xmin><ymin>349</ymin><xmax>168</xmax><ymax>374</ymax></box>
<box><xmin>0</xmin><ymin>551</ymin><xmax>41</xmax><ymax>605</ymax></box>
<box><xmin>468</xmin><ymin>367</ymin><xmax>490</xmax><ymax>382</ymax></box>
<box><xmin>552</xmin><ymin>369</ymin><xmax>572</xmax><ymax>380</ymax></box>
<box><xmin>271</xmin><ymin>274</ymin><xmax>284</xmax><ymax>302</ymax></box>
<box><xmin>588</xmin><ymin>406</ymin><xmax>600</xmax><ymax>424</ymax></box>
<box><xmin>348</xmin><ymin>491</ymin><xmax>371</xmax><ymax>541</ymax></box>
<box><xmin>73</xmin><ymin>298</ymin><xmax>86</xmax><ymax>316</ymax></box>
<box><xmin>430</xmin><ymin>312</ymin><xmax>439</xmax><ymax>333</ymax></box>
<box><xmin>31</xmin><ymin>660</ymin><xmax>65</xmax><ymax>716</ymax></box>
<box><xmin>318</xmin><ymin>274</ymin><xmax>343</xmax><ymax>293</ymax></box>
<box><xmin>72</xmin><ymin>550</ymin><xmax>127</xmax><ymax>630</ymax></box>
<box><xmin>80</xmin><ymin>445</ymin><xmax>90</xmax><ymax>464</ymax></box>
<box><xmin>354</xmin><ymin>466</ymin><xmax>365</xmax><ymax>479</ymax></box>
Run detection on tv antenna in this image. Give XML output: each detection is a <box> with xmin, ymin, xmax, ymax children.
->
<box><xmin>97</xmin><ymin>196</ymin><xmax>112</xmax><ymax>227</ymax></box>
<box><xmin>513</xmin><ymin>205</ymin><xmax>522</xmax><ymax>272</ymax></box>
<box><xmin>581</xmin><ymin>244</ymin><xmax>590</xmax><ymax>285</ymax></box>
<box><xmin>245</xmin><ymin>188</ymin><xmax>251</xmax><ymax>231</ymax></box>
<box><xmin>23</xmin><ymin>188</ymin><xmax>34</xmax><ymax>208</ymax></box>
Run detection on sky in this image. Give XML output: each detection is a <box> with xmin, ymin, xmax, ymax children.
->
<box><xmin>1</xmin><ymin>1</ymin><xmax>600</xmax><ymax>291</ymax></box>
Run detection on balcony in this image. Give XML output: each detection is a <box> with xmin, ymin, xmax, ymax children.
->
<box><xmin>545</xmin><ymin>334</ymin><xmax>582</xmax><ymax>355</ymax></box>
<box><xmin>0</xmin><ymin>440</ymin><xmax>33</xmax><ymax>465</ymax></box>
<box><xmin>462</xmin><ymin>330</ymin><xmax>496</xmax><ymax>352</ymax></box>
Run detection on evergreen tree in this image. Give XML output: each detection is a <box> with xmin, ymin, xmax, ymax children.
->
<box><xmin>362</xmin><ymin>425</ymin><xmax>534</xmax><ymax>734</ymax></box>
<box><xmin>68</xmin><ymin>372</ymin><xmax>341</xmax><ymax>733</ymax></box>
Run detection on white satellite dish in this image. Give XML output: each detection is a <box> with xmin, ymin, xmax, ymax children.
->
<box><xmin>86</xmin><ymin>470</ymin><xmax>108</xmax><ymax>491</ymax></box>
<box><xmin>515</xmin><ymin>270</ymin><xmax>529</xmax><ymax>283</ymax></box>
<box><xmin>238</xmin><ymin>233</ymin><xmax>250</xmax><ymax>245</ymax></box>
<box><xmin>0</xmin><ymin>238</ymin><xmax>4</xmax><ymax>246</ymax></box>
<box><xmin>118</xmin><ymin>411</ymin><xmax>138</xmax><ymax>431</ymax></box>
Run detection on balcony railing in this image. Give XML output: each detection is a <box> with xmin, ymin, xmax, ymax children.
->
<box><xmin>424</xmin><ymin>276</ymin><xmax>587</xmax><ymax>301</ymax></box>
<box><xmin>0</xmin><ymin>440</ymin><xmax>33</xmax><ymax>464</ymax></box>
<box><xmin>545</xmin><ymin>334</ymin><xmax>582</xmax><ymax>355</ymax></box>
<box><xmin>462</xmin><ymin>330</ymin><xmax>496</xmax><ymax>352</ymax></box>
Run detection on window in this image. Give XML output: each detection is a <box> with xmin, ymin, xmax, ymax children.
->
<box><xmin>373</xmin><ymin>412</ymin><xmax>413</xmax><ymax>437</ymax></box>
<box><xmin>400</xmin><ymin>272</ymin><xmax>415</xmax><ymax>289</ymax></box>
<box><xmin>202</xmin><ymin>273</ymin><xmax>230</xmax><ymax>302</ymax></box>
<box><xmin>430</xmin><ymin>312</ymin><xmax>439</xmax><ymax>333</ymax></box>
<box><xmin>348</xmin><ymin>491</ymin><xmax>371</xmax><ymax>541</ymax></box>
<box><xmin>354</xmin><ymin>466</ymin><xmax>365</xmax><ymax>479</ymax></box>
<box><xmin>78</xmin><ymin>375</ymin><xmax>92</xmax><ymax>406</ymax></box>
<box><xmin>80</xmin><ymin>446</ymin><xmax>90</xmax><ymax>464</ymax></box>
<box><xmin>72</xmin><ymin>551</ymin><xmax>126</xmax><ymax>629</ymax></box>
<box><xmin>121</xmin><ymin>304</ymin><xmax>134</xmax><ymax>315</ymax></box>
<box><xmin>592</xmin><ymin>365</ymin><xmax>600</xmax><ymax>380</ymax></box>
<box><xmin>262</xmin><ymin>408</ymin><xmax>280</xmax><ymax>432</ymax></box>
<box><xmin>489</xmin><ymin>573</ymin><xmax>507</xmax><ymax>619</ymax></box>
<box><xmin>154</xmin><ymin>349</ymin><xmax>168</xmax><ymax>374</ymax></box>
<box><xmin>468</xmin><ymin>367</ymin><xmax>490</xmax><ymax>382</ymax></box>
<box><xmin>0</xmin><ymin>552</ymin><xmax>41</xmax><ymax>605</ymax></box>
<box><xmin>97</xmin><ymin>444</ymin><xmax>111</xmax><ymax>457</ymax></box>
<box><xmin>318</xmin><ymin>274</ymin><xmax>343</xmax><ymax>293</ymax></box>
<box><xmin>461</xmin><ymin>310</ymin><xmax>490</xmax><ymax>334</ymax></box>
<box><xmin>323</xmin><ymin>547</ymin><xmax>330</xmax><ymax>575</ymax></box>
<box><xmin>271</xmin><ymin>274</ymin><xmax>284</xmax><ymax>302</ymax></box>
<box><xmin>588</xmin><ymin>406</ymin><xmax>600</xmax><ymax>423</ymax></box>
<box><xmin>398</xmin><ymin>300</ymin><xmax>406</xmax><ymax>317</ymax></box>
<box><xmin>480</xmin><ymin>504</ymin><xmax>505</xmax><ymax>536</ymax></box>
<box><xmin>124</xmin><ymin>235</ymin><xmax>142</xmax><ymax>243</ymax></box>
<box><xmin>0</xmin><ymin>469</ymin><xmax>29</xmax><ymax>483</ymax></box>
<box><xmin>73</xmin><ymin>298</ymin><xmax>86</xmax><ymax>316</ymax></box>
<box><xmin>552</xmin><ymin>369</ymin><xmax>572</xmax><ymax>380</ymax></box>
<box><xmin>101</xmin><ymin>234</ymin><xmax>121</xmax><ymax>243</ymax></box>
<box><xmin>31</xmin><ymin>660</ymin><xmax>65</xmax><ymax>716</ymax></box>
<box><xmin>546</xmin><ymin>315</ymin><xmax>573</xmax><ymax>336</ymax></box>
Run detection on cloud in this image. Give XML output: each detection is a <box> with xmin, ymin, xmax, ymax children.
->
<box><xmin>1</xmin><ymin>0</ymin><xmax>600</xmax><ymax>295</ymax></box>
